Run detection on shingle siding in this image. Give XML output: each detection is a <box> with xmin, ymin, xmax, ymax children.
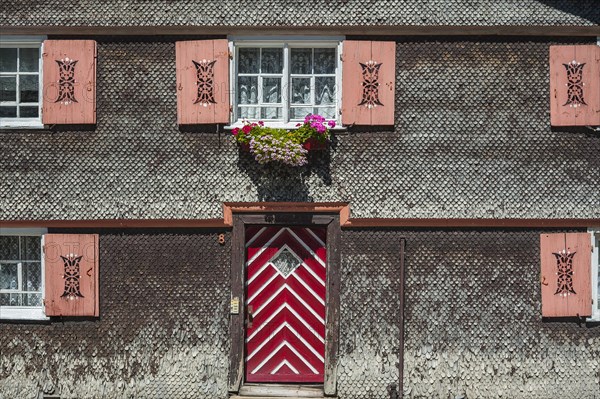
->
<box><xmin>2</xmin><ymin>229</ymin><xmax>598</xmax><ymax>398</ymax></box>
<box><xmin>1</xmin><ymin>1</ymin><xmax>598</xmax><ymax>28</ymax></box>
<box><xmin>1</xmin><ymin>37</ymin><xmax>598</xmax><ymax>220</ymax></box>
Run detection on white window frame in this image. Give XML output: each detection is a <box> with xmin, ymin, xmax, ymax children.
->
<box><xmin>0</xmin><ymin>227</ymin><xmax>48</xmax><ymax>320</ymax></box>
<box><xmin>228</xmin><ymin>36</ymin><xmax>344</xmax><ymax>129</ymax></box>
<box><xmin>0</xmin><ymin>36</ymin><xmax>46</xmax><ymax>129</ymax></box>
<box><xmin>589</xmin><ymin>228</ymin><xmax>600</xmax><ymax>322</ymax></box>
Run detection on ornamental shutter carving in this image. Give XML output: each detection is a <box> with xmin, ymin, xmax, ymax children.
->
<box><xmin>176</xmin><ymin>39</ymin><xmax>230</xmax><ymax>124</ymax></box>
<box><xmin>42</xmin><ymin>40</ymin><xmax>97</xmax><ymax>125</ymax></box>
<box><xmin>43</xmin><ymin>234</ymin><xmax>99</xmax><ymax>317</ymax></box>
<box><xmin>540</xmin><ymin>233</ymin><xmax>592</xmax><ymax>317</ymax></box>
<box><xmin>549</xmin><ymin>45</ymin><xmax>600</xmax><ymax>126</ymax></box>
<box><xmin>342</xmin><ymin>40</ymin><xmax>396</xmax><ymax>126</ymax></box>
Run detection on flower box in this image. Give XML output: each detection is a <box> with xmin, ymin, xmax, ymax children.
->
<box><xmin>232</xmin><ymin>114</ymin><xmax>335</xmax><ymax>166</ymax></box>
<box><xmin>302</xmin><ymin>138</ymin><xmax>328</xmax><ymax>151</ymax></box>
<box><xmin>240</xmin><ymin>138</ymin><xmax>327</xmax><ymax>152</ymax></box>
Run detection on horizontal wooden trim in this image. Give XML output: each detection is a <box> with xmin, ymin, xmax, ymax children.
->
<box><xmin>343</xmin><ymin>218</ymin><xmax>600</xmax><ymax>228</ymax></box>
<box><xmin>1</xmin><ymin>217</ymin><xmax>598</xmax><ymax>229</ymax></box>
<box><xmin>2</xmin><ymin>25</ymin><xmax>599</xmax><ymax>37</ymax></box>
<box><xmin>223</xmin><ymin>202</ymin><xmax>350</xmax><ymax>226</ymax></box>
<box><xmin>0</xmin><ymin>219</ymin><xmax>228</xmax><ymax>228</ymax></box>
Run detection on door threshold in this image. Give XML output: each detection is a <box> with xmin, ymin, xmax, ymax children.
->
<box><xmin>234</xmin><ymin>383</ymin><xmax>327</xmax><ymax>398</ymax></box>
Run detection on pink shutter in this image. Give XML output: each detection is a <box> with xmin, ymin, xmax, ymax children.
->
<box><xmin>44</xmin><ymin>234</ymin><xmax>99</xmax><ymax>317</ymax></box>
<box><xmin>342</xmin><ymin>40</ymin><xmax>396</xmax><ymax>126</ymax></box>
<box><xmin>540</xmin><ymin>233</ymin><xmax>592</xmax><ymax>317</ymax></box>
<box><xmin>549</xmin><ymin>45</ymin><xmax>600</xmax><ymax>126</ymax></box>
<box><xmin>176</xmin><ymin>39</ymin><xmax>230</xmax><ymax>124</ymax></box>
<box><xmin>42</xmin><ymin>40</ymin><xmax>97</xmax><ymax>125</ymax></box>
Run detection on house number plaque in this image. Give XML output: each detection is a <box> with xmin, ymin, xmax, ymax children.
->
<box><xmin>230</xmin><ymin>297</ymin><xmax>240</xmax><ymax>314</ymax></box>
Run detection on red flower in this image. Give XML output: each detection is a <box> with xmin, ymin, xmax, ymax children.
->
<box><xmin>232</xmin><ymin>127</ymin><xmax>240</xmax><ymax>136</ymax></box>
<box><xmin>242</xmin><ymin>125</ymin><xmax>252</xmax><ymax>134</ymax></box>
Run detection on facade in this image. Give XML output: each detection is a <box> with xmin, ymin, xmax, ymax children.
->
<box><xmin>1</xmin><ymin>2</ymin><xmax>599</xmax><ymax>399</ymax></box>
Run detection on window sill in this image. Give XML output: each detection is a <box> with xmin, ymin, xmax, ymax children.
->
<box><xmin>587</xmin><ymin>312</ymin><xmax>600</xmax><ymax>323</ymax></box>
<box><xmin>0</xmin><ymin>121</ymin><xmax>45</xmax><ymax>130</ymax></box>
<box><xmin>224</xmin><ymin>122</ymin><xmax>346</xmax><ymax>131</ymax></box>
<box><xmin>0</xmin><ymin>307</ymin><xmax>48</xmax><ymax>321</ymax></box>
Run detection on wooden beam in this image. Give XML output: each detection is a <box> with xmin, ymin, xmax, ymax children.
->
<box><xmin>343</xmin><ymin>218</ymin><xmax>600</xmax><ymax>228</ymax></box>
<box><xmin>2</xmin><ymin>25</ymin><xmax>599</xmax><ymax>37</ymax></box>
<box><xmin>0</xmin><ymin>219</ymin><xmax>228</xmax><ymax>228</ymax></box>
<box><xmin>398</xmin><ymin>238</ymin><xmax>405</xmax><ymax>398</ymax></box>
<box><xmin>1</xmin><ymin>217</ymin><xmax>598</xmax><ymax>229</ymax></box>
<box><xmin>324</xmin><ymin>215</ymin><xmax>341</xmax><ymax>396</ymax></box>
<box><xmin>228</xmin><ymin>215</ymin><xmax>245</xmax><ymax>393</ymax></box>
<box><xmin>223</xmin><ymin>202</ymin><xmax>350</xmax><ymax>226</ymax></box>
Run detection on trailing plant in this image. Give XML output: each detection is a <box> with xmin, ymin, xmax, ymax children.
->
<box><xmin>232</xmin><ymin>114</ymin><xmax>335</xmax><ymax>166</ymax></box>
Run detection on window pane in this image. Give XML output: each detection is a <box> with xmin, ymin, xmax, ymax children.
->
<box><xmin>238</xmin><ymin>76</ymin><xmax>258</xmax><ymax>105</ymax></box>
<box><xmin>0</xmin><ymin>48</ymin><xmax>17</xmax><ymax>72</ymax></box>
<box><xmin>22</xmin><ymin>262</ymin><xmax>42</xmax><ymax>291</ymax></box>
<box><xmin>291</xmin><ymin>107</ymin><xmax>313</xmax><ymax>120</ymax></box>
<box><xmin>314</xmin><ymin>48</ymin><xmax>336</xmax><ymax>74</ymax></box>
<box><xmin>261</xmin><ymin>48</ymin><xmax>283</xmax><ymax>74</ymax></box>
<box><xmin>19</xmin><ymin>106</ymin><xmax>38</xmax><ymax>118</ymax></box>
<box><xmin>0</xmin><ymin>263</ymin><xmax>18</xmax><ymax>290</ymax></box>
<box><xmin>24</xmin><ymin>293</ymin><xmax>42</xmax><ymax>306</ymax></box>
<box><xmin>291</xmin><ymin>48</ymin><xmax>312</xmax><ymax>74</ymax></box>
<box><xmin>291</xmin><ymin>78</ymin><xmax>311</xmax><ymax>105</ymax></box>
<box><xmin>238</xmin><ymin>48</ymin><xmax>260</xmax><ymax>74</ymax></box>
<box><xmin>0</xmin><ymin>293</ymin><xmax>20</xmax><ymax>306</ymax></box>
<box><xmin>238</xmin><ymin>106</ymin><xmax>260</xmax><ymax>120</ymax></box>
<box><xmin>0</xmin><ymin>106</ymin><xmax>17</xmax><ymax>117</ymax></box>
<box><xmin>260</xmin><ymin>107</ymin><xmax>282</xmax><ymax>120</ymax></box>
<box><xmin>0</xmin><ymin>76</ymin><xmax>16</xmax><ymax>102</ymax></box>
<box><xmin>0</xmin><ymin>236</ymin><xmax>19</xmax><ymax>260</ymax></box>
<box><xmin>0</xmin><ymin>293</ymin><xmax>41</xmax><ymax>306</ymax></box>
<box><xmin>19</xmin><ymin>75</ymin><xmax>38</xmax><ymax>102</ymax></box>
<box><xmin>262</xmin><ymin>78</ymin><xmax>281</xmax><ymax>103</ymax></box>
<box><xmin>316</xmin><ymin>77</ymin><xmax>336</xmax><ymax>105</ymax></box>
<box><xmin>314</xmin><ymin>107</ymin><xmax>336</xmax><ymax>119</ymax></box>
<box><xmin>19</xmin><ymin>48</ymin><xmax>39</xmax><ymax>72</ymax></box>
<box><xmin>21</xmin><ymin>236</ymin><xmax>41</xmax><ymax>260</ymax></box>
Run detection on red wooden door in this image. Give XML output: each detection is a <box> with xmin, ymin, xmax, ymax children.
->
<box><xmin>245</xmin><ymin>226</ymin><xmax>326</xmax><ymax>383</ymax></box>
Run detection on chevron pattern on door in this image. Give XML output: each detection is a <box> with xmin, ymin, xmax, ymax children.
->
<box><xmin>245</xmin><ymin>226</ymin><xmax>327</xmax><ymax>383</ymax></box>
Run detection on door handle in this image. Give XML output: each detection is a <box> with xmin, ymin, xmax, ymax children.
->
<box><xmin>246</xmin><ymin>305</ymin><xmax>254</xmax><ymax>328</ymax></box>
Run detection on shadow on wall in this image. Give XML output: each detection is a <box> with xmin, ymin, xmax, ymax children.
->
<box><xmin>537</xmin><ymin>0</ymin><xmax>600</xmax><ymax>24</ymax></box>
<box><xmin>236</xmin><ymin>137</ymin><xmax>336</xmax><ymax>201</ymax></box>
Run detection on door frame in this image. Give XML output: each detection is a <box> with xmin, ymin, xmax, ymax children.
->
<box><xmin>228</xmin><ymin>212</ymin><xmax>341</xmax><ymax>396</ymax></box>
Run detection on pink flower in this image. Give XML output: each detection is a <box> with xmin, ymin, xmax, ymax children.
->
<box><xmin>296</xmin><ymin>123</ymin><xmax>301</xmax><ymax>127</ymax></box>
<box><xmin>232</xmin><ymin>127</ymin><xmax>240</xmax><ymax>136</ymax></box>
<box><xmin>327</xmin><ymin>120</ymin><xmax>336</xmax><ymax>128</ymax></box>
<box><xmin>258</xmin><ymin>121</ymin><xmax>264</xmax><ymax>126</ymax></box>
<box><xmin>242</xmin><ymin>125</ymin><xmax>252</xmax><ymax>134</ymax></box>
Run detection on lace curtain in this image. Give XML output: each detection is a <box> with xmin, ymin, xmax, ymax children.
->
<box><xmin>237</xmin><ymin>47</ymin><xmax>336</xmax><ymax>120</ymax></box>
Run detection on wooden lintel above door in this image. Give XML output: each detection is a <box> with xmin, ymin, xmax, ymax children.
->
<box><xmin>222</xmin><ymin>202</ymin><xmax>351</xmax><ymax>227</ymax></box>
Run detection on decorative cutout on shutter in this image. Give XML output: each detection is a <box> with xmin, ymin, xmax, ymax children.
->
<box><xmin>42</xmin><ymin>40</ymin><xmax>97</xmax><ymax>125</ymax></box>
<box><xmin>44</xmin><ymin>234</ymin><xmax>99</xmax><ymax>317</ymax></box>
<box><xmin>549</xmin><ymin>45</ymin><xmax>600</xmax><ymax>126</ymax></box>
<box><xmin>342</xmin><ymin>40</ymin><xmax>395</xmax><ymax>126</ymax></box>
<box><xmin>176</xmin><ymin>39</ymin><xmax>230</xmax><ymax>124</ymax></box>
<box><xmin>540</xmin><ymin>233</ymin><xmax>591</xmax><ymax>317</ymax></box>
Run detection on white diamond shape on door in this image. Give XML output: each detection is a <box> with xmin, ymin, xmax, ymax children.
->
<box><xmin>270</xmin><ymin>246</ymin><xmax>302</xmax><ymax>278</ymax></box>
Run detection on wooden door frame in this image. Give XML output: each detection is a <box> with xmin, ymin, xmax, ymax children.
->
<box><xmin>228</xmin><ymin>212</ymin><xmax>341</xmax><ymax>397</ymax></box>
